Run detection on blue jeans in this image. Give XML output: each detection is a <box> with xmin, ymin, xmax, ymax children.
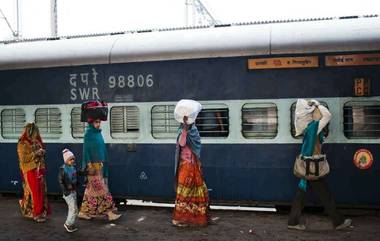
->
<box><xmin>63</xmin><ymin>191</ymin><xmax>78</xmax><ymax>226</ymax></box>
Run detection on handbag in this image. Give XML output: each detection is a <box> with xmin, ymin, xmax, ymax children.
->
<box><xmin>293</xmin><ymin>154</ymin><xmax>330</xmax><ymax>180</ymax></box>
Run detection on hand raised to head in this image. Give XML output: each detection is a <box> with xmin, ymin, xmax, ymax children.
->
<box><xmin>183</xmin><ymin>116</ymin><xmax>189</xmax><ymax>130</ymax></box>
<box><xmin>183</xmin><ymin>116</ymin><xmax>188</xmax><ymax>124</ymax></box>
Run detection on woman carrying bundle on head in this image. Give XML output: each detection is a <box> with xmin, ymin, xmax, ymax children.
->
<box><xmin>78</xmin><ymin>101</ymin><xmax>121</xmax><ymax>221</ymax></box>
<box><xmin>172</xmin><ymin>99</ymin><xmax>211</xmax><ymax>227</ymax></box>
<box><xmin>288</xmin><ymin>99</ymin><xmax>352</xmax><ymax>231</ymax></box>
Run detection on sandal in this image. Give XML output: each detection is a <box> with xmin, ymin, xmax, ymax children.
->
<box><xmin>78</xmin><ymin>212</ymin><xmax>92</xmax><ymax>220</ymax></box>
<box><xmin>209</xmin><ymin>216</ymin><xmax>220</xmax><ymax>224</ymax></box>
<box><xmin>34</xmin><ymin>216</ymin><xmax>46</xmax><ymax>223</ymax></box>
<box><xmin>172</xmin><ymin>220</ymin><xmax>188</xmax><ymax>227</ymax></box>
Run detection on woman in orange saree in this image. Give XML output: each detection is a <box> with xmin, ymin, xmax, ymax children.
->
<box><xmin>173</xmin><ymin>116</ymin><xmax>210</xmax><ymax>227</ymax></box>
<box><xmin>17</xmin><ymin>123</ymin><xmax>49</xmax><ymax>222</ymax></box>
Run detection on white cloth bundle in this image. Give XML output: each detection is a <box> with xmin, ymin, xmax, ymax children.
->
<box><xmin>294</xmin><ymin>99</ymin><xmax>317</xmax><ymax>136</ymax></box>
<box><xmin>174</xmin><ymin>99</ymin><xmax>202</xmax><ymax>124</ymax></box>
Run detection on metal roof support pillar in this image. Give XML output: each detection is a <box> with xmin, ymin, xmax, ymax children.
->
<box><xmin>50</xmin><ymin>0</ymin><xmax>58</xmax><ymax>37</ymax></box>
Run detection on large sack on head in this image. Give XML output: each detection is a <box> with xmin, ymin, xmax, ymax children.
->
<box><xmin>81</xmin><ymin>100</ymin><xmax>108</xmax><ymax>122</ymax></box>
<box><xmin>294</xmin><ymin>99</ymin><xmax>316</xmax><ymax>136</ymax></box>
<box><xmin>174</xmin><ymin>99</ymin><xmax>202</xmax><ymax>124</ymax></box>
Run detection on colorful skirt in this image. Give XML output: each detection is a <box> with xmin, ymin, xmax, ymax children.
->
<box><xmin>173</xmin><ymin>159</ymin><xmax>209</xmax><ymax>226</ymax></box>
<box><xmin>19</xmin><ymin>168</ymin><xmax>49</xmax><ymax>219</ymax></box>
<box><xmin>79</xmin><ymin>164</ymin><xmax>116</xmax><ymax>217</ymax></box>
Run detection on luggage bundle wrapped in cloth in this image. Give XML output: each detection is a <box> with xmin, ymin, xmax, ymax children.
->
<box><xmin>174</xmin><ymin>99</ymin><xmax>202</xmax><ymax>124</ymax></box>
<box><xmin>80</xmin><ymin>101</ymin><xmax>108</xmax><ymax>122</ymax></box>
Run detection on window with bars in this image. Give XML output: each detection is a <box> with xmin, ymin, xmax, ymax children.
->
<box><xmin>195</xmin><ymin>105</ymin><xmax>229</xmax><ymax>137</ymax></box>
<box><xmin>71</xmin><ymin>107</ymin><xmax>86</xmax><ymax>139</ymax></box>
<box><xmin>1</xmin><ymin>109</ymin><xmax>26</xmax><ymax>139</ymax></box>
<box><xmin>290</xmin><ymin>102</ymin><xmax>329</xmax><ymax>138</ymax></box>
<box><xmin>344</xmin><ymin>101</ymin><xmax>380</xmax><ymax>139</ymax></box>
<box><xmin>242</xmin><ymin>103</ymin><xmax>277</xmax><ymax>139</ymax></box>
<box><xmin>151</xmin><ymin>105</ymin><xmax>177</xmax><ymax>139</ymax></box>
<box><xmin>35</xmin><ymin>108</ymin><xmax>62</xmax><ymax>139</ymax></box>
<box><xmin>110</xmin><ymin>106</ymin><xmax>140</xmax><ymax>139</ymax></box>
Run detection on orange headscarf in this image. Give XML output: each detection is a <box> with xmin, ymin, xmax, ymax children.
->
<box><xmin>19</xmin><ymin>123</ymin><xmax>45</xmax><ymax>149</ymax></box>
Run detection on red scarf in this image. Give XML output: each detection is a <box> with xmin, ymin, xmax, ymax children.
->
<box><xmin>19</xmin><ymin>125</ymin><xmax>45</xmax><ymax>149</ymax></box>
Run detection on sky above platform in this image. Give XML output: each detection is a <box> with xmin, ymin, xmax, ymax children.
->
<box><xmin>0</xmin><ymin>0</ymin><xmax>379</xmax><ymax>40</ymax></box>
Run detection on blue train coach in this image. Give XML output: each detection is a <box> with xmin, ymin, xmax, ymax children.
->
<box><xmin>0</xmin><ymin>16</ymin><xmax>379</xmax><ymax>207</ymax></box>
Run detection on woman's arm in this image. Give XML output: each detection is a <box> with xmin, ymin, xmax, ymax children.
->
<box><xmin>179</xmin><ymin>116</ymin><xmax>189</xmax><ymax>147</ymax></box>
<box><xmin>317</xmin><ymin>105</ymin><xmax>332</xmax><ymax>134</ymax></box>
<box><xmin>178</xmin><ymin>129</ymin><xmax>188</xmax><ymax>147</ymax></box>
<box><xmin>81</xmin><ymin>142</ymin><xmax>88</xmax><ymax>172</ymax></box>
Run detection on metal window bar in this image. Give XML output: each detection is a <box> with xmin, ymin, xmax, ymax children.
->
<box><xmin>242</xmin><ymin>106</ymin><xmax>277</xmax><ymax>139</ymax></box>
<box><xmin>196</xmin><ymin>108</ymin><xmax>229</xmax><ymax>137</ymax></box>
<box><xmin>71</xmin><ymin>107</ymin><xmax>86</xmax><ymax>139</ymax></box>
<box><xmin>343</xmin><ymin>104</ymin><xmax>380</xmax><ymax>139</ymax></box>
<box><xmin>35</xmin><ymin>108</ymin><xmax>62</xmax><ymax>138</ymax></box>
<box><xmin>1</xmin><ymin>109</ymin><xmax>26</xmax><ymax>139</ymax></box>
<box><xmin>151</xmin><ymin>105</ymin><xmax>177</xmax><ymax>138</ymax></box>
<box><xmin>110</xmin><ymin>106</ymin><xmax>140</xmax><ymax>139</ymax></box>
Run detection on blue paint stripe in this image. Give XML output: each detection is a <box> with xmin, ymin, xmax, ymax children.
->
<box><xmin>0</xmin><ymin>54</ymin><xmax>379</xmax><ymax>105</ymax></box>
<box><xmin>1</xmin><ymin>142</ymin><xmax>379</xmax><ymax>206</ymax></box>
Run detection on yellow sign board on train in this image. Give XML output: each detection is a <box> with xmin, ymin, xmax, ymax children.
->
<box><xmin>248</xmin><ymin>56</ymin><xmax>319</xmax><ymax>70</ymax></box>
<box><xmin>325</xmin><ymin>53</ymin><xmax>380</xmax><ymax>66</ymax></box>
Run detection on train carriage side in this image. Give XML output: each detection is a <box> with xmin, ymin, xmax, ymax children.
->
<box><xmin>0</xmin><ymin>17</ymin><xmax>379</xmax><ymax>207</ymax></box>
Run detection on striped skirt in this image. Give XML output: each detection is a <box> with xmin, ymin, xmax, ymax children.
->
<box><xmin>173</xmin><ymin>159</ymin><xmax>209</xmax><ymax>226</ymax></box>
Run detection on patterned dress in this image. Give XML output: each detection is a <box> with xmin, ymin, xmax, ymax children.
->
<box><xmin>173</xmin><ymin>128</ymin><xmax>209</xmax><ymax>226</ymax></box>
<box><xmin>79</xmin><ymin>163</ymin><xmax>116</xmax><ymax>217</ymax></box>
<box><xmin>79</xmin><ymin>124</ymin><xmax>117</xmax><ymax>217</ymax></box>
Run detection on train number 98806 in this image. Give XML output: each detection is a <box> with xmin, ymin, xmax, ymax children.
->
<box><xmin>108</xmin><ymin>74</ymin><xmax>154</xmax><ymax>88</ymax></box>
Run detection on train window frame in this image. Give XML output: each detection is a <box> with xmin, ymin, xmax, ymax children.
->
<box><xmin>241</xmin><ymin>103</ymin><xmax>278</xmax><ymax>139</ymax></box>
<box><xmin>290</xmin><ymin>101</ymin><xmax>330</xmax><ymax>138</ymax></box>
<box><xmin>151</xmin><ymin>105</ymin><xmax>177</xmax><ymax>139</ymax></box>
<box><xmin>195</xmin><ymin>104</ymin><xmax>229</xmax><ymax>138</ymax></box>
<box><xmin>71</xmin><ymin>107</ymin><xmax>86</xmax><ymax>139</ymax></box>
<box><xmin>1</xmin><ymin>108</ymin><xmax>26</xmax><ymax>139</ymax></box>
<box><xmin>343</xmin><ymin>101</ymin><xmax>380</xmax><ymax>139</ymax></box>
<box><xmin>110</xmin><ymin>106</ymin><xmax>140</xmax><ymax>139</ymax></box>
<box><xmin>35</xmin><ymin>107</ymin><xmax>62</xmax><ymax>139</ymax></box>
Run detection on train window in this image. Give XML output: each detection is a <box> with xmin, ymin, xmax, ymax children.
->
<box><xmin>151</xmin><ymin>105</ymin><xmax>177</xmax><ymax>139</ymax></box>
<box><xmin>290</xmin><ymin>101</ymin><xmax>329</xmax><ymax>138</ymax></box>
<box><xmin>1</xmin><ymin>109</ymin><xmax>26</xmax><ymax>139</ymax></box>
<box><xmin>35</xmin><ymin>108</ymin><xmax>62</xmax><ymax>139</ymax></box>
<box><xmin>110</xmin><ymin>106</ymin><xmax>140</xmax><ymax>139</ymax></box>
<box><xmin>71</xmin><ymin>107</ymin><xmax>86</xmax><ymax>139</ymax></box>
<box><xmin>196</xmin><ymin>105</ymin><xmax>229</xmax><ymax>137</ymax></box>
<box><xmin>242</xmin><ymin>103</ymin><xmax>277</xmax><ymax>139</ymax></box>
<box><xmin>344</xmin><ymin>101</ymin><xmax>380</xmax><ymax>139</ymax></box>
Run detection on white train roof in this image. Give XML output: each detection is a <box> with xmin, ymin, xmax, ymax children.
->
<box><xmin>0</xmin><ymin>16</ymin><xmax>380</xmax><ymax>70</ymax></box>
